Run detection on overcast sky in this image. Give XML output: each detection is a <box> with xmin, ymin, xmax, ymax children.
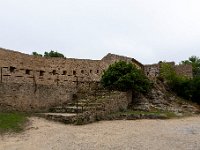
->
<box><xmin>0</xmin><ymin>0</ymin><xmax>200</xmax><ymax>64</ymax></box>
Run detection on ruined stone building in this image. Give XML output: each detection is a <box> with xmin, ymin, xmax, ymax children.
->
<box><xmin>0</xmin><ymin>48</ymin><xmax>193</xmax><ymax>112</ymax></box>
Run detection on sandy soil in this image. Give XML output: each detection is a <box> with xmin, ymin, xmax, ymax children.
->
<box><xmin>1</xmin><ymin>116</ymin><xmax>200</xmax><ymax>150</ymax></box>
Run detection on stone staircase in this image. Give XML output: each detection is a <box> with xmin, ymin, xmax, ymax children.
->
<box><xmin>50</xmin><ymin>102</ymin><xmax>105</xmax><ymax>113</ymax></box>
<box><xmin>37</xmin><ymin>89</ymin><xmax>109</xmax><ymax>124</ymax></box>
<box><xmin>37</xmin><ymin>113</ymin><xmax>77</xmax><ymax>124</ymax></box>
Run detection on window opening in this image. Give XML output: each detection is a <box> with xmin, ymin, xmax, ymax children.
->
<box><xmin>52</xmin><ymin>70</ymin><xmax>56</xmax><ymax>75</ymax></box>
<box><xmin>62</xmin><ymin>71</ymin><xmax>67</xmax><ymax>75</ymax></box>
<box><xmin>40</xmin><ymin>70</ymin><xmax>45</xmax><ymax>76</ymax></box>
<box><xmin>26</xmin><ymin>69</ymin><xmax>31</xmax><ymax>75</ymax></box>
<box><xmin>10</xmin><ymin>66</ymin><xmax>16</xmax><ymax>73</ymax></box>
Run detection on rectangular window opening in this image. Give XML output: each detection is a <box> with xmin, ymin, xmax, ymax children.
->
<box><xmin>40</xmin><ymin>70</ymin><xmax>45</xmax><ymax>76</ymax></box>
<box><xmin>10</xmin><ymin>66</ymin><xmax>16</xmax><ymax>73</ymax></box>
<box><xmin>62</xmin><ymin>70</ymin><xmax>67</xmax><ymax>75</ymax></box>
<box><xmin>52</xmin><ymin>70</ymin><xmax>56</xmax><ymax>75</ymax></box>
<box><xmin>26</xmin><ymin>69</ymin><xmax>31</xmax><ymax>75</ymax></box>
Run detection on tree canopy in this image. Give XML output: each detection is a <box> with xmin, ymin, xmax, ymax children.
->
<box><xmin>44</xmin><ymin>50</ymin><xmax>65</xmax><ymax>58</ymax></box>
<box><xmin>159</xmin><ymin>63</ymin><xmax>177</xmax><ymax>84</ymax></box>
<box><xmin>159</xmin><ymin>62</ymin><xmax>200</xmax><ymax>104</ymax></box>
<box><xmin>32</xmin><ymin>52</ymin><xmax>42</xmax><ymax>57</ymax></box>
<box><xmin>32</xmin><ymin>50</ymin><xmax>65</xmax><ymax>58</ymax></box>
<box><xmin>101</xmin><ymin>61</ymin><xmax>151</xmax><ymax>93</ymax></box>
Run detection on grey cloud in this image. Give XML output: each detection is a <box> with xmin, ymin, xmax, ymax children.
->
<box><xmin>0</xmin><ymin>0</ymin><xmax>200</xmax><ymax>64</ymax></box>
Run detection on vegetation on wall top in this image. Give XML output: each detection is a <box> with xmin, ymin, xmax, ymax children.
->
<box><xmin>32</xmin><ymin>50</ymin><xmax>65</xmax><ymax>58</ymax></box>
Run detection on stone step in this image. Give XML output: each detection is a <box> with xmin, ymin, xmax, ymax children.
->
<box><xmin>37</xmin><ymin>113</ymin><xmax>77</xmax><ymax>124</ymax></box>
<box><xmin>78</xmin><ymin>89</ymin><xmax>108</xmax><ymax>94</ymax></box>
<box><xmin>85</xmin><ymin>92</ymin><xmax>110</xmax><ymax>97</ymax></box>
<box><xmin>50</xmin><ymin>103</ymin><xmax>105</xmax><ymax>113</ymax></box>
<box><xmin>77</xmin><ymin>99</ymin><xmax>96</xmax><ymax>104</ymax></box>
<box><xmin>77</xmin><ymin>90</ymin><xmax>110</xmax><ymax>98</ymax></box>
<box><xmin>50</xmin><ymin>106</ymin><xmax>83</xmax><ymax>113</ymax></box>
<box><xmin>67</xmin><ymin>102</ymin><xmax>104</xmax><ymax>107</ymax></box>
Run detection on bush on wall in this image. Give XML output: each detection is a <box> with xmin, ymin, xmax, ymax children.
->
<box><xmin>101</xmin><ymin>61</ymin><xmax>152</xmax><ymax>93</ymax></box>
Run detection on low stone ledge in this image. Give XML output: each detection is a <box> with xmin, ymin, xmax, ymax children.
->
<box><xmin>105</xmin><ymin>113</ymin><xmax>169</xmax><ymax>120</ymax></box>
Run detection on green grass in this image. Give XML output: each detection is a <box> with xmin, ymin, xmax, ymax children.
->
<box><xmin>0</xmin><ymin>112</ymin><xmax>27</xmax><ymax>134</ymax></box>
<box><xmin>111</xmin><ymin>110</ymin><xmax>177</xmax><ymax>118</ymax></box>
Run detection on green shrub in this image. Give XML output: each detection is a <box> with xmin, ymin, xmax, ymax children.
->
<box><xmin>101</xmin><ymin>61</ymin><xmax>152</xmax><ymax>93</ymax></box>
<box><xmin>44</xmin><ymin>50</ymin><xmax>65</xmax><ymax>58</ymax></box>
<box><xmin>32</xmin><ymin>50</ymin><xmax>65</xmax><ymax>58</ymax></box>
<box><xmin>160</xmin><ymin>62</ymin><xmax>200</xmax><ymax>104</ymax></box>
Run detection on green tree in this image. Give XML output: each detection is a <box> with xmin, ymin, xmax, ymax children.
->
<box><xmin>32</xmin><ymin>50</ymin><xmax>65</xmax><ymax>58</ymax></box>
<box><xmin>191</xmin><ymin>77</ymin><xmax>200</xmax><ymax>103</ymax></box>
<box><xmin>44</xmin><ymin>50</ymin><xmax>65</xmax><ymax>58</ymax></box>
<box><xmin>159</xmin><ymin>63</ymin><xmax>177</xmax><ymax>84</ymax></box>
<box><xmin>159</xmin><ymin>62</ymin><xmax>200</xmax><ymax>104</ymax></box>
<box><xmin>181</xmin><ymin>56</ymin><xmax>200</xmax><ymax>77</ymax></box>
<box><xmin>32</xmin><ymin>52</ymin><xmax>43</xmax><ymax>57</ymax></box>
<box><xmin>101</xmin><ymin>61</ymin><xmax>151</xmax><ymax>93</ymax></box>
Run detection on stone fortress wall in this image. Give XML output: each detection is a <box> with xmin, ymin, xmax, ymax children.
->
<box><xmin>0</xmin><ymin>48</ymin><xmax>140</xmax><ymax>111</ymax></box>
<box><xmin>0</xmin><ymin>48</ymin><xmax>101</xmax><ymax>85</ymax></box>
<box><xmin>0</xmin><ymin>48</ymin><xmax>193</xmax><ymax>111</ymax></box>
<box><xmin>144</xmin><ymin>62</ymin><xmax>193</xmax><ymax>79</ymax></box>
<box><xmin>174</xmin><ymin>64</ymin><xmax>193</xmax><ymax>78</ymax></box>
<box><xmin>0</xmin><ymin>49</ymin><xmax>143</xmax><ymax>85</ymax></box>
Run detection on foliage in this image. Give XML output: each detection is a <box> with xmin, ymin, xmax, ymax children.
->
<box><xmin>32</xmin><ymin>52</ymin><xmax>42</xmax><ymax>57</ymax></box>
<box><xmin>159</xmin><ymin>63</ymin><xmax>177</xmax><ymax>84</ymax></box>
<box><xmin>32</xmin><ymin>50</ymin><xmax>65</xmax><ymax>58</ymax></box>
<box><xmin>44</xmin><ymin>50</ymin><xmax>65</xmax><ymax>58</ymax></box>
<box><xmin>0</xmin><ymin>112</ymin><xmax>27</xmax><ymax>133</ymax></box>
<box><xmin>159</xmin><ymin>62</ymin><xmax>200</xmax><ymax>104</ymax></box>
<box><xmin>110</xmin><ymin>110</ymin><xmax>177</xmax><ymax>119</ymax></box>
<box><xmin>101</xmin><ymin>61</ymin><xmax>151</xmax><ymax>93</ymax></box>
<box><xmin>190</xmin><ymin>77</ymin><xmax>200</xmax><ymax>102</ymax></box>
<box><xmin>181</xmin><ymin>56</ymin><xmax>200</xmax><ymax>77</ymax></box>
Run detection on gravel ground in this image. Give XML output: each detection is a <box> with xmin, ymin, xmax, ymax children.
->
<box><xmin>1</xmin><ymin>116</ymin><xmax>200</xmax><ymax>150</ymax></box>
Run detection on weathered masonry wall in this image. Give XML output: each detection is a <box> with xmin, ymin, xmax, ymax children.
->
<box><xmin>0</xmin><ymin>48</ymin><xmax>137</xmax><ymax>112</ymax></box>
<box><xmin>0</xmin><ymin>48</ymin><xmax>103</xmax><ymax>85</ymax></box>
<box><xmin>174</xmin><ymin>64</ymin><xmax>193</xmax><ymax>78</ymax></box>
<box><xmin>144</xmin><ymin>64</ymin><xmax>160</xmax><ymax>79</ymax></box>
<box><xmin>0</xmin><ymin>48</ymin><xmax>193</xmax><ymax>112</ymax></box>
<box><xmin>0</xmin><ymin>49</ymin><xmax>102</xmax><ymax>111</ymax></box>
<box><xmin>0</xmin><ymin>49</ymin><xmax>140</xmax><ymax>86</ymax></box>
<box><xmin>0</xmin><ymin>83</ymin><xmax>74</xmax><ymax>112</ymax></box>
<box><xmin>101</xmin><ymin>53</ymin><xmax>144</xmax><ymax>70</ymax></box>
<box><xmin>144</xmin><ymin>62</ymin><xmax>193</xmax><ymax>79</ymax></box>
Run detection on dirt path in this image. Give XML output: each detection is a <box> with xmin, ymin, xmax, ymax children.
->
<box><xmin>1</xmin><ymin>116</ymin><xmax>200</xmax><ymax>150</ymax></box>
